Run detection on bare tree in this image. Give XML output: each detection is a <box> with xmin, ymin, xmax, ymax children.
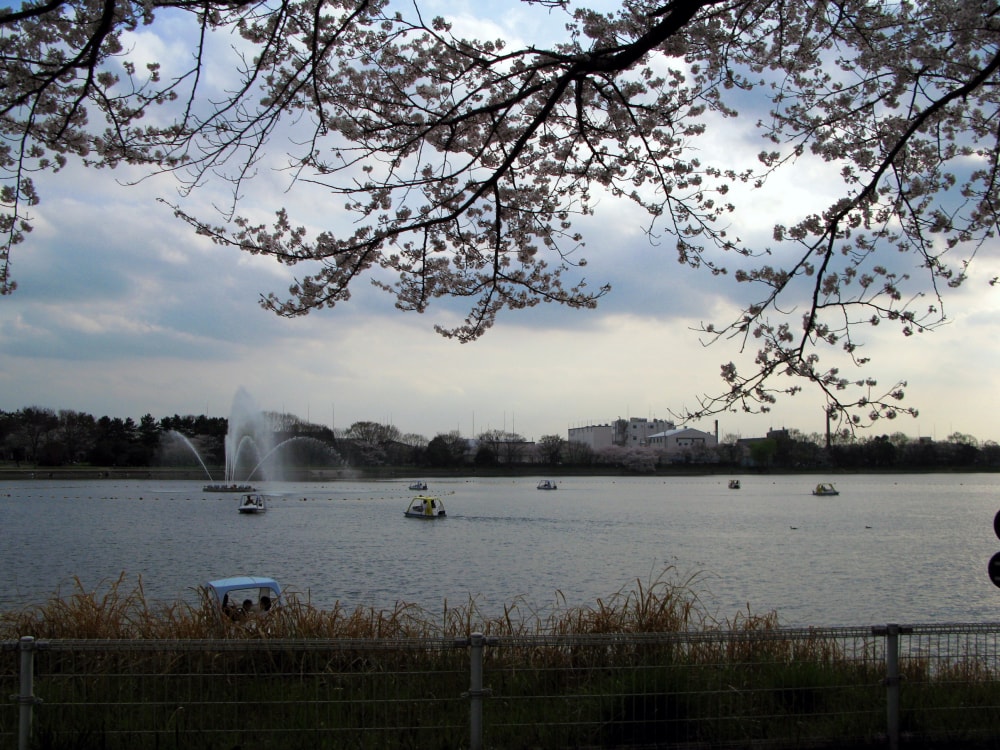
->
<box><xmin>399</xmin><ymin>432</ymin><xmax>429</xmax><ymax>448</ymax></box>
<box><xmin>477</xmin><ymin>428</ymin><xmax>527</xmax><ymax>464</ymax></box>
<box><xmin>564</xmin><ymin>438</ymin><xmax>595</xmax><ymax>466</ymax></box>
<box><xmin>537</xmin><ymin>434</ymin><xmax>566</xmax><ymax>465</ymax></box>
<box><xmin>2</xmin><ymin>0</ymin><xmax>998</xmax><ymax>426</ymax></box>
<box><xmin>344</xmin><ymin>420</ymin><xmax>401</xmax><ymax>446</ymax></box>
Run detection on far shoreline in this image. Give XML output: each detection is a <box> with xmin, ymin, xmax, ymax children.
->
<box><xmin>0</xmin><ymin>464</ymin><xmax>996</xmax><ymax>482</ymax></box>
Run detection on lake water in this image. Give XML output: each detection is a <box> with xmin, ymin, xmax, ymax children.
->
<box><xmin>2</xmin><ymin>473</ymin><xmax>999</xmax><ymax>627</ymax></box>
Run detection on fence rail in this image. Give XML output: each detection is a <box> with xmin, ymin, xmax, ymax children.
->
<box><xmin>4</xmin><ymin>623</ymin><xmax>1000</xmax><ymax>749</ymax></box>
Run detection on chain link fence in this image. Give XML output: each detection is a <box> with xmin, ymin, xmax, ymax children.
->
<box><xmin>4</xmin><ymin>623</ymin><xmax>1000</xmax><ymax>749</ymax></box>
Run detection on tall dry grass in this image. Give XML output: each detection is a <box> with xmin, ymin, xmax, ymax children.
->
<box><xmin>0</xmin><ymin>566</ymin><xmax>755</xmax><ymax>640</ymax></box>
<box><xmin>6</xmin><ymin>572</ymin><xmax>997</xmax><ymax>749</ymax></box>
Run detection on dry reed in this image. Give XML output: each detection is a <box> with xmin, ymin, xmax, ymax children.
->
<box><xmin>0</xmin><ymin>566</ymin><xmax>753</xmax><ymax>641</ymax></box>
<box><xmin>5</xmin><ymin>573</ymin><xmax>997</xmax><ymax>749</ymax></box>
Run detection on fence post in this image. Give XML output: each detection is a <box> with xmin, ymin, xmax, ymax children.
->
<box><xmin>469</xmin><ymin>632</ymin><xmax>486</xmax><ymax>750</ymax></box>
<box><xmin>15</xmin><ymin>636</ymin><xmax>41</xmax><ymax>750</ymax></box>
<box><xmin>873</xmin><ymin>623</ymin><xmax>909</xmax><ymax>750</ymax></box>
<box><xmin>461</xmin><ymin>632</ymin><xmax>496</xmax><ymax>750</ymax></box>
<box><xmin>885</xmin><ymin>624</ymin><xmax>901</xmax><ymax>750</ymax></box>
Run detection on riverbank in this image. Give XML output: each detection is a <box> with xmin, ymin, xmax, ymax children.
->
<box><xmin>0</xmin><ymin>466</ymin><xmax>217</xmax><ymax>481</ymax></box>
<box><xmin>1</xmin><ymin>463</ymin><xmax>995</xmax><ymax>481</ymax></box>
<box><xmin>0</xmin><ymin>463</ymin><xmax>745</xmax><ymax>481</ymax></box>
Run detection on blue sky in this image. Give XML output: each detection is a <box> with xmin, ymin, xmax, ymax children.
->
<box><xmin>1</xmin><ymin>0</ymin><xmax>998</xmax><ymax>444</ymax></box>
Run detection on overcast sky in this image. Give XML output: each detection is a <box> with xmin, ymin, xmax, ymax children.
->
<box><xmin>1</xmin><ymin>0</ymin><xmax>998</xmax><ymax>444</ymax></box>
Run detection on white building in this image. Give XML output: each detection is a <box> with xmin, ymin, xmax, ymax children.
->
<box><xmin>567</xmin><ymin>423</ymin><xmax>616</xmax><ymax>451</ymax></box>
<box><xmin>647</xmin><ymin>427</ymin><xmax>718</xmax><ymax>456</ymax></box>
<box><xmin>568</xmin><ymin>417</ymin><xmax>677</xmax><ymax>450</ymax></box>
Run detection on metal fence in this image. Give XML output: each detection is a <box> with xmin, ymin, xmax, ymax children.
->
<box><xmin>4</xmin><ymin>623</ymin><xmax>1000</xmax><ymax>749</ymax></box>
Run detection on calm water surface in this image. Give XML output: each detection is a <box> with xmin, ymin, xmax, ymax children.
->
<box><xmin>2</xmin><ymin>473</ymin><xmax>999</xmax><ymax>627</ymax></box>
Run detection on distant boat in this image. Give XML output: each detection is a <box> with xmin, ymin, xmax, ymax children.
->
<box><xmin>728</xmin><ymin>479</ymin><xmax>741</xmax><ymax>490</ymax></box>
<box><xmin>205</xmin><ymin>483</ymin><xmax>256</xmax><ymax>493</ymax></box>
<box><xmin>237</xmin><ymin>493</ymin><xmax>268</xmax><ymax>514</ymax></box>
<box><xmin>537</xmin><ymin>480</ymin><xmax>558</xmax><ymax>490</ymax></box>
<box><xmin>405</xmin><ymin>495</ymin><xmax>446</xmax><ymax>519</ymax></box>
<box><xmin>812</xmin><ymin>483</ymin><xmax>839</xmax><ymax>497</ymax></box>
<box><xmin>408</xmin><ymin>480</ymin><xmax>428</xmax><ymax>491</ymax></box>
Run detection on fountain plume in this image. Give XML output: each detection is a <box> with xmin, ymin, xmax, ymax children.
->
<box><xmin>164</xmin><ymin>387</ymin><xmax>342</xmax><ymax>484</ymax></box>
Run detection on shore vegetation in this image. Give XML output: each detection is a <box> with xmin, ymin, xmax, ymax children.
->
<box><xmin>3</xmin><ymin>573</ymin><xmax>998</xmax><ymax>748</ymax></box>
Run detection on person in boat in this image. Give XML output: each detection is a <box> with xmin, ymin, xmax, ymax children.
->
<box><xmin>241</xmin><ymin>599</ymin><xmax>254</xmax><ymax>617</ymax></box>
<box><xmin>259</xmin><ymin>595</ymin><xmax>272</xmax><ymax>612</ymax></box>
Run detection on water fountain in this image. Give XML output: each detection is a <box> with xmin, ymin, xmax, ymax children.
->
<box><xmin>202</xmin><ymin>388</ymin><xmax>275</xmax><ymax>491</ymax></box>
<box><xmin>165</xmin><ymin>387</ymin><xmax>342</xmax><ymax>489</ymax></box>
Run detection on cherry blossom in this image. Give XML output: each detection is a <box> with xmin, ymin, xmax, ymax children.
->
<box><xmin>1</xmin><ymin>0</ymin><xmax>996</xmax><ymax>426</ymax></box>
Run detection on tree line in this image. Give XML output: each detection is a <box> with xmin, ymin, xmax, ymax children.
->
<box><xmin>0</xmin><ymin>406</ymin><xmax>996</xmax><ymax>473</ymax></box>
<box><xmin>0</xmin><ymin>408</ymin><xmax>227</xmax><ymax>468</ymax></box>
